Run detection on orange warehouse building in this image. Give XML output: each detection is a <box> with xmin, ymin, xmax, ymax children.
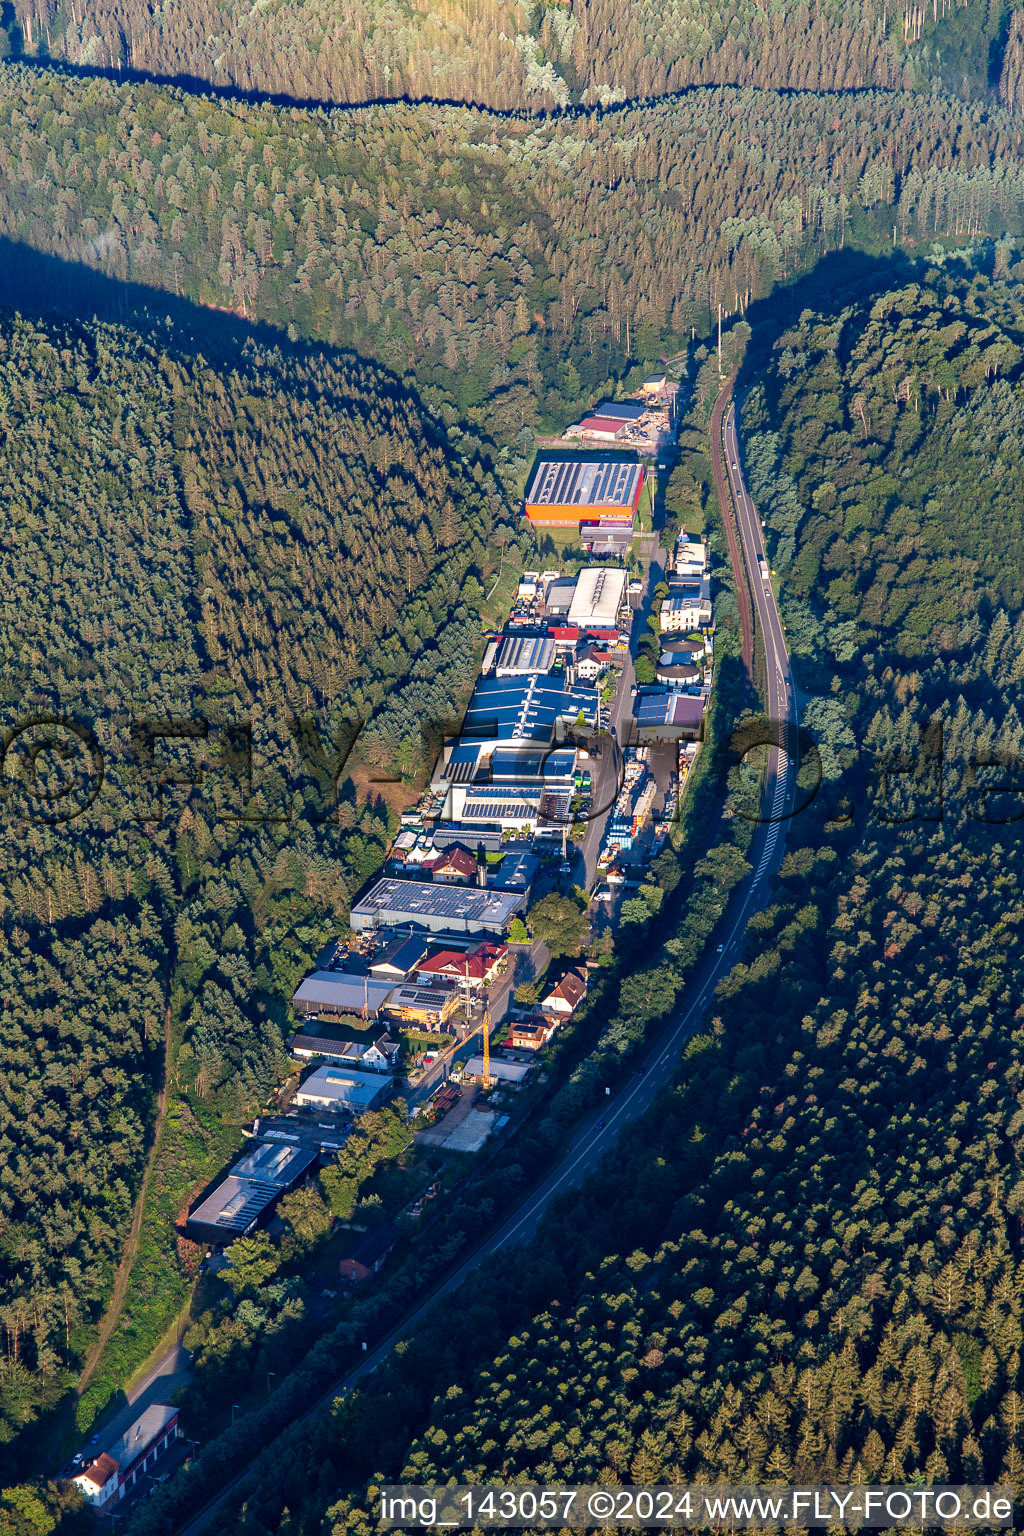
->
<box><xmin>525</xmin><ymin>458</ymin><xmax>644</xmax><ymax>526</ymax></box>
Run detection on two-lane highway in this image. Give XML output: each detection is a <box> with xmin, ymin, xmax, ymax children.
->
<box><xmin>173</xmin><ymin>388</ymin><xmax>800</xmax><ymax>1536</ymax></box>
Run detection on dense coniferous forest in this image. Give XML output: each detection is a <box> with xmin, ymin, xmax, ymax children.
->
<box><xmin>0</xmin><ymin>302</ymin><xmax>502</xmax><ymax>1460</ymax></box>
<box><xmin>1</xmin><ymin>61</ymin><xmax>1024</xmax><ymax>439</ymax></box>
<box><xmin>0</xmin><ymin>0</ymin><xmax>1010</xmax><ymax>110</ymax></box>
<box><xmin>136</xmin><ymin>255</ymin><xmax>1024</xmax><ymax>1536</ymax></box>
<box><xmin>2</xmin><ymin>0</ymin><xmax>1024</xmax><ymax>1525</ymax></box>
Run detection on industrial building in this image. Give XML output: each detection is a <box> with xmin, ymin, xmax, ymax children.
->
<box><xmin>458</xmin><ymin>673</ymin><xmax>598</xmax><ymax>747</ymax></box>
<box><xmin>367</xmin><ymin>934</ymin><xmax>429</xmax><ymax>980</ymax></box>
<box><xmin>567</xmin><ymin>566</ymin><xmax>627</xmax><ymax>629</ymax></box>
<box><xmin>593</xmin><ymin>400</ymin><xmax>647</xmax><ymax>421</ymax></box>
<box><xmin>185</xmin><ymin>1139</ymin><xmax>319</xmax><ymax>1247</ymax></box>
<box><xmin>581</xmin><ymin>518</ymin><xmax>635</xmax><ymax>556</ymax></box>
<box><xmin>524</xmin><ymin>457</ymin><xmax>643</xmax><ymax>526</ymax></box>
<box><xmin>634</xmin><ymin>692</ymin><xmax>707</xmax><ymax>742</ymax></box>
<box><xmin>566</xmin><ymin>415</ymin><xmax>628</xmax><ymax>442</ymax></box>
<box><xmin>349</xmin><ymin>878</ymin><xmax>526</xmax><ymax>936</ymax></box>
<box><xmin>291</xmin><ymin>972</ymin><xmax>396</xmax><ymax>1022</ymax></box>
<box><xmin>293</xmin><ymin>1063</ymin><xmax>394</xmax><ymax>1112</ymax></box>
<box><xmin>494</xmin><ymin>634</ymin><xmax>555</xmax><ymax>675</ymax></box>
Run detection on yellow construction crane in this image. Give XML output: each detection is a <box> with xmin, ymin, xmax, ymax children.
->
<box><xmin>481</xmin><ymin>1006</ymin><xmax>491</xmax><ymax>1091</ymax></box>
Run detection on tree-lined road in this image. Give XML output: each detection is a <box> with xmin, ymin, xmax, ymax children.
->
<box><xmin>173</xmin><ymin>384</ymin><xmax>800</xmax><ymax>1535</ymax></box>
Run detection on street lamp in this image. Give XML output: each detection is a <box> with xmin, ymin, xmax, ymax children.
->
<box><xmin>231</xmin><ymin>1404</ymin><xmax>241</xmax><ymax>1423</ymax></box>
<box><xmin>267</xmin><ymin>1372</ymin><xmax>276</xmax><ymax>1393</ymax></box>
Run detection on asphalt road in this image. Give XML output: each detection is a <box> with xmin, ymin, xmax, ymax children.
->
<box><xmin>172</xmin><ymin>399</ymin><xmax>799</xmax><ymax>1536</ymax></box>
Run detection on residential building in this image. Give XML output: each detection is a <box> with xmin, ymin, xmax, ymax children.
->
<box><xmin>73</xmin><ymin>1407</ymin><xmax>181</xmax><ymax>1509</ymax></box>
<box><xmin>573</xmin><ymin>646</ymin><xmax>609</xmax><ymax>683</ymax></box>
<box><xmin>510</xmin><ymin>1019</ymin><xmax>556</xmax><ymax>1050</ymax></box>
<box><xmin>383</xmin><ymin>983</ymin><xmax>458</xmax><ymax>1030</ymax></box>
<box><xmin>424</xmin><ymin>844</ymin><xmax>478</xmax><ymax>884</ymax></box>
<box><xmin>415</xmin><ymin>941</ymin><xmax>508</xmax><ymax>989</ymax></box>
<box><xmin>660</xmin><ymin>591</ymin><xmax>712</xmax><ymax>631</ymax></box>
<box><xmin>287</xmin><ymin>1029</ymin><xmax>367</xmax><ymax>1064</ymax></box>
<box><xmin>539</xmin><ymin>970</ymin><xmax>588</xmax><ymax>1016</ymax></box>
<box><xmin>675</xmin><ymin>537</ymin><xmax>708</xmax><ymax>577</ymax></box>
<box><xmin>293</xmin><ymin>1064</ymin><xmax>394</xmax><ymax>1112</ymax></box>
<box><xmin>73</xmin><ymin>1454</ymin><xmax>120</xmax><ymax>1508</ymax></box>
<box><xmin>362</xmin><ymin>1035</ymin><xmax>401</xmax><ymax>1072</ymax></box>
<box><xmin>367</xmin><ymin>934</ymin><xmax>429</xmax><ymax>981</ymax></box>
<box><xmin>291</xmin><ymin>971</ymin><xmax>395</xmax><ymax>1021</ymax></box>
<box><xmin>567</xmin><ymin>566</ymin><xmax>627</xmax><ymax>630</ymax></box>
<box><xmin>524</xmin><ymin>457</ymin><xmax>643</xmax><ymax>527</ymax></box>
<box><xmin>349</xmin><ymin>879</ymin><xmax>526</xmax><ymax>937</ymax></box>
<box><xmin>339</xmin><ymin>1223</ymin><xmax>398</xmax><ymax>1281</ymax></box>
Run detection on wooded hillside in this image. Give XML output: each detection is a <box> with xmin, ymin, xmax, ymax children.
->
<box><xmin>2</xmin><ymin>63</ymin><xmax>1024</xmax><ymax>439</ymax></box>
<box><xmin>1</xmin><ymin>0</ymin><xmax>1009</xmax><ymax>110</ymax></box>
<box><xmin>160</xmin><ymin>256</ymin><xmax>1024</xmax><ymax>1536</ymax></box>
<box><xmin>0</xmin><ymin>303</ymin><xmax>498</xmax><ymax>1459</ymax></box>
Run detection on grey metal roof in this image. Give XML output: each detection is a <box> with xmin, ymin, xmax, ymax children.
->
<box><xmin>187</xmin><ymin>1175</ymin><xmax>280</xmax><ymax>1237</ymax></box>
<box><xmin>292</xmin><ymin>972</ymin><xmax>395</xmax><ymax>1012</ymax></box>
<box><xmin>231</xmin><ymin>1139</ymin><xmax>318</xmax><ymax>1184</ymax></box>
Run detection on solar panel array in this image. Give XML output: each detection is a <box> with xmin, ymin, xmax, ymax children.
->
<box><xmin>527</xmin><ymin>458</ymin><xmax>642</xmax><ymax>509</ymax></box>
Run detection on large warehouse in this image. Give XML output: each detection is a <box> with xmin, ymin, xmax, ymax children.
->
<box><xmin>524</xmin><ymin>457</ymin><xmax>643</xmax><ymax>526</ymax></box>
<box><xmin>349</xmin><ymin>878</ymin><xmax>526</xmax><ymax>936</ymax></box>
<box><xmin>567</xmin><ymin>566</ymin><xmax>627</xmax><ymax>629</ymax></box>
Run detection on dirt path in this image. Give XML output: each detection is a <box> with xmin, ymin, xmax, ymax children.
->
<box><xmin>77</xmin><ymin>993</ymin><xmax>173</xmax><ymax>1399</ymax></box>
<box><xmin>709</xmin><ymin>374</ymin><xmax>755</xmax><ymax>684</ymax></box>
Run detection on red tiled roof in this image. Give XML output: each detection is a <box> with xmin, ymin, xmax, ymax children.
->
<box><xmin>79</xmin><ymin>1453</ymin><xmax>119</xmax><ymax>1490</ymax></box>
<box><xmin>544</xmin><ymin>971</ymin><xmax>587</xmax><ymax>1008</ymax></box>
<box><xmin>417</xmin><ymin>941</ymin><xmax>507</xmax><ymax>982</ymax></box>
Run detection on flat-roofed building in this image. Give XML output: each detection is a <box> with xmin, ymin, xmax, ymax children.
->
<box><xmin>568</xmin><ymin>566</ymin><xmax>627</xmax><ymax>629</ymax></box>
<box><xmin>187</xmin><ymin>1176</ymin><xmax>285</xmax><ymax>1247</ymax></box>
<box><xmin>494</xmin><ymin>634</ymin><xmax>556</xmax><ymax>676</ymax></box>
<box><xmin>185</xmin><ymin>1138</ymin><xmax>319</xmax><ymax>1246</ymax></box>
<box><xmin>349</xmin><ymin>878</ymin><xmax>526</xmax><ymax>936</ymax></box>
<box><xmin>635</xmin><ymin>692</ymin><xmax>707</xmax><ymax>743</ymax></box>
<box><xmin>293</xmin><ymin>1063</ymin><xmax>394</xmax><ymax>1112</ymax></box>
<box><xmin>660</xmin><ymin>590</ymin><xmax>712</xmax><ymax>631</ymax></box>
<box><xmin>675</xmin><ymin>538</ymin><xmax>708</xmax><ymax>577</ymax></box>
<box><xmin>465</xmin><ymin>1055</ymin><xmax>531</xmax><ymax>1082</ymax></box>
<box><xmin>525</xmin><ymin>457</ymin><xmax>643</xmax><ymax>527</ymax></box>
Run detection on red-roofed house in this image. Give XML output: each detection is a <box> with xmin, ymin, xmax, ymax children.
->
<box><xmin>423</xmin><ymin>844</ymin><xmax>478</xmax><ymax>884</ymax></box>
<box><xmin>73</xmin><ymin>1453</ymin><xmax>120</xmax><ymax>1508</ymax></box>
<box><xmin>510</xmin><ymin>1018</ymin><xmax>557</xmax><ymax>1050</ymax></box>
<box><xmin>415</xmin><ymin>942</ymin><xmax>508</xmax><ymax>990</ymax></box>
<box><xmin>539</xmin><ymin>969</ymin><xmax>588</xmax><ymax>1016</ymax></box>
